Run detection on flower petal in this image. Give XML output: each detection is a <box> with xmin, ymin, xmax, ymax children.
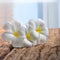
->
<box><xmin>5</xmin><ymin>20</ymin><xmax>21</xmax><ymax>32</ymax></box>
<box><xmin>28</xmin><ymin>20</ymin><xmax>36</xmax><ymax>31</ymax></box>
<box><xmin>12</xmin><ymin>38</ymin><xmax>24</xmax><ymax>47</ymax></box>
<box><xmin>23</xmin><ymin>39</ymin><xmax>33</xmax><ymax>47</ymax></box>
<box><xmin>18</xmin><ymin>24</ymin><xmax>26</xmax><ymax>36</ymax></box>
<box><xmin>2</xmin><ymin>32</ymin><xmax>16</xmax><ymax>42</ymax></box>
<box><xmin>12</xmin><ymin>20</ymin><xmax>22</xmax><ymax>32</ymax></box>
<box><xmin>12</xmin><ymin>20</ymin><xmax>26</xmax><ymax>36</ymax></box>
<box><xmin>12</xmin><ymin>36</ymin><xmax>33</xmax><ymax>47</ymax></box>
<box><xmin>3</xmin><ymin>21</ymin><xmax>13</xmax><ymax>32</ymax></box>
<box><xmin>30</xmin><ymin>30</ymin><xmax>40</xmax><ymax>40</ymax></box>
<box><xmin>32</xmin><ymin>41</ymin><xmax>37</xmax><ymax>45</ymax></box>
<box><xmin>39</xmin><ymin>34</ymin><xmax>47</xmax><ymax>43</ymax></box>
<box><xmin>37</xmin><ymin>19</ymin><xmax>46</xmax><ymax>27</ymax></box>
<box><xmin>36</xmin><ymin>19</ymin><xmax>48</xmax><ymax>36</ymax></box>
<box><xmin>42</xmin><ymin>27</ymin><xmax>49</xmax><ymax>36</ymax></box>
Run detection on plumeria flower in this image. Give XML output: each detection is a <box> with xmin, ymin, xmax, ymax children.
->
<box><xmin>2</xmin><ymin>20</ymin><xmax>33</xmax><ymax>47</ymax></box>
<box><xmin>25</xmin><ymin>19</ymin><xmax>48</xmax><ymax>45</ymax></box>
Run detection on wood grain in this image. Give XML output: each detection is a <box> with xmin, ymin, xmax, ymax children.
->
<box><xmin>3</xmin><ymin>28</ymin><xmax>60</xmax><ymax>60</ymax></box>
<box><xmin>0</xmin><ymin>27</ymin><xmax>12</xmax><ymax>60</ymax></box>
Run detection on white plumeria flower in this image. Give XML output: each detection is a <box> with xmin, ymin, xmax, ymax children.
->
<box><xmin>25</xmin><ymin>19</ymin><xmax>48</xmax><ymax>45</ymax></box>
<box><xmin>2</xmin><ymin>20</ymin><xmax>33</xmax><ymax>47</ymax></box>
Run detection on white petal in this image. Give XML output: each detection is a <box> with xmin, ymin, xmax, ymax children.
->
<box><xmin>30</xmin><ymin>31</ymin><xmax>39</xmax><ymax>40</ymax></box>
<box><xmin>39</xmin><ymin>34</ymin><xmax>47</xmax><ymax>43</ymax></box>
<box><xmin>36</xmin><ymin>19</ymin><xmax>49</xmax><ymax>36</ymax></box>
<box><xmin>2</xmin><ymin>32</ymin><xmax>16</xmax><ymax>42</ymax></box>
<box><xmin>18</xmin><ymin>24</ymin><xmax>26</xmax><ymax>36</ymax></box>
<box><xmin>28</xmin><ymin>20</ymin><xmax>36</xmax><ymax>30</ymax></box>
<box><xmin>25</xmin><ymin>24</ymin><xmax>29</xmax><ymax>31</ymax></box>
<box><xmin>42</xmin><ymin>27</ymin><xmax>49</xmax><ymax>36</ymax></box>
<box><xmin>12</xmin><ymin>35</ymin><xmax>34</xmax><ymax>47</ymax></box>
<box><xmin>28</xmin><ymin>19</ymin><xmax>36</xmax><ymax>25</ymax></box>
<box><xmin>3</xmin><ymin>21</ymin><xmax>13</xmax><ymax>32</ymax></box>
<box><xmin>23</xmin><ymin>39</ymin><xmax>33</xmax><ymax>47</ymax></box>
<box><xmin>14</xmin><ymin>20</ymin><xmax>26</xmax><ymax>34</ymax></box>
<box><xmin>12</xmin><ymin>37</ymin><xmax>32</xmax><ymax>47</ymax></box>
<box><xmin>32</xmin><ymin>41</ymin><xmax>37</xmax><ymax>46</ymax></box>
<box><xmin>3</xmin><ymin>20</ymin><xmax>22</xmax><ymax>34</ymax></box>
<box><xmin>13</xmin><ymin>20</ymin><xmax>22</xmax><ymax>31</ymax></box>
<box><xmin>12</xmin><ymin>38</ymin><xmax>24</xmax><ymax>47</ymax></box>
<box><xmin>38</xmin><ymin>19</ymin><xmax>46</xmax><ymax>26</ymax></box>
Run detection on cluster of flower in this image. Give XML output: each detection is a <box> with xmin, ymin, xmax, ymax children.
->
<box><xmin>2</xmin><ymin>19</ymin><xmax>48</xmax><ymax>48</ymax></box>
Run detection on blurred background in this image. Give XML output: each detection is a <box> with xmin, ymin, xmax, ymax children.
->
<box><xmin>0</xmin><ymin>0</ymin><xmax>60</xmax><ymax>28</ymax></box>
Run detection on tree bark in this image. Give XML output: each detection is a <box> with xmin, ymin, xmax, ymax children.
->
<box><xmin>4</xmin><ymin>29</ymin><xmax>60</xmax><ymax>60</ymax></box>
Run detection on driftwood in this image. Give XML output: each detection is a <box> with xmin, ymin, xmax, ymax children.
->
<box><xmin>0</xmin><ymin>39</ymin><xmax>12</xmax><ymax>60</ymax></box>
<box><xmin>0</xmin><ymin>27</ymin><xmax>13</xmax><ymax>60</ymax></box>
<box><xmin>3</xmin><ymin>29</ymin><xmax>60</xmax><ymax>60</ymax></box>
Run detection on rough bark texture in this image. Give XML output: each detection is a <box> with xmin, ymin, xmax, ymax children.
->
<box><xmin>0</xmin><ymin>39</ymin><xmax>12</xmax><ymax>60</ymax></box>
<box><xmin>0</xmin><ymin>27</ymin><xmax>13</xmax><ymax>60</ymax></box>
<box><xmin>2</xmin><ymin>29</ymin><xmax>60</xmax><ymax>60</ymax></box>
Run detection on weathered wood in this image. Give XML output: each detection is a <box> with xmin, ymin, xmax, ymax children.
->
<box><xmin>0</xmin><ymin>39</ymin><xmax>12</xmax><ymax>60</ymax></box>
<box><xmin>0</xmin><ymin>27</ymin><xmax>13</xmax><ymax>60</ymax></box>
<box><xmin>3</xmin><ymin>29</ymin><xmax>60</xmax><ymax>60</ymax></box>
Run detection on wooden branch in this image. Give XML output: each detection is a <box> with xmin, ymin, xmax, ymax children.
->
<box><xmin>3</xmin><ymin>29</ymin><xmax>60</xmax><ymax>60</ymax></box>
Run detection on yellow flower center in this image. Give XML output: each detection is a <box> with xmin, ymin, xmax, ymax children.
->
<box><xmin>13</xmin><ymin>31</ymin><xmax>19</xmax><ymax>37</ymax></box>
<box><xmin>26</xmin><ymin>26</ymin><xmax>43</xmax><ymax>41</ymax></box>
<box><xmin>36</xmin><ymin>26</ymin><xmax>42</xmax><ymax>33</ymax></box>
<box><xmin>26</xmin><ymin>32</ymin><xmax>32</xmax><ymax>41</ymax></box>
